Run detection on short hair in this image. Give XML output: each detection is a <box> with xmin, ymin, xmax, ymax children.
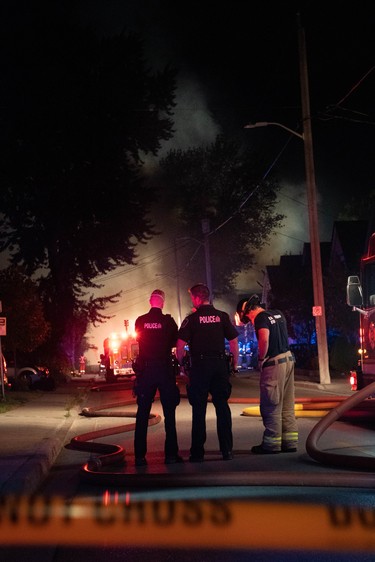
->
<box><xmin>189</xmin><ymin>283</ymin><xmax>210</xmax><ymax>300</ymax></box>
<box><xmin>150</xmin><ymin>289</ymin><xmax>165</xmax><ymax>301</ymax></box>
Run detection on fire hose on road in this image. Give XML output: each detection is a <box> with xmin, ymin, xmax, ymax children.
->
<box><xmin>305</xmin><ymin>381</ymin><xmax>375</xmax><ymax>470</ymax></box>
<box><xmin>66</xmin><ymin>388</ymin><xmax>161</xmax><ymax>470</ymax></box>
<box><xmin>65</xmin><ymin>379</ymin><xmax>375</xmax><ymax>487</ymax></box>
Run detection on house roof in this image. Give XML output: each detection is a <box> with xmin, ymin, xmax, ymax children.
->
<box><xmin>262</xmin><ymin>220</ymin><xmax>372</xmax><ymax>300</ymax></box>
<box><xmin>331</xmin><ymin>220</ymin><xmax>369</xmax><ymax>273</ymax></box>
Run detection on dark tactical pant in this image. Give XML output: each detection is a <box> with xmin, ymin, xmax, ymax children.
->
<box><xmin>187</xmin><ymin>356</ymin><xmax>232</xmax><ymax>458</ymax></box>
<box><xmin>134</xmin><ymin>363</ymin><xmax>180</xmax><ymax>459</ymax></box>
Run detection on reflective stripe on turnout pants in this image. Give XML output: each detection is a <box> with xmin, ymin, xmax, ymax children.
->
<box><xmin>260</xmin><ymin>352</ymin><xmax>298</xmax><ymax>452</ymax></box>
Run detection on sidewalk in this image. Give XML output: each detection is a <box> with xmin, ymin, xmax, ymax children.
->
<box><xmin>0</xmin><ymin>384</ymin><xmax>88</xmax><ymax>494</ymax></box>
<box><xmin>0</xmin><ymin>372</ymin><xmax>355</xmax><ymax>494</ymax></box>
<box><xmin>235</xmin><ymin>367</ymin><xmax>353</xmax><ymax>395</ymax></box>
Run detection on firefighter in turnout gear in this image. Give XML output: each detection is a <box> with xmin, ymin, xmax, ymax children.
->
<box><xmin>176</xmin><ymin>283</ymin><xmax>239</xmax><ymax>462</ymax></box>
<box><xmin>133</xmin><ymin>289</ymin><xmax>182</xmax><ymax>467</ymax></box>
<box><xmin>237</xmin><ymin>295</ymin><xmax>298</xmax><ymax>454</ymax></box>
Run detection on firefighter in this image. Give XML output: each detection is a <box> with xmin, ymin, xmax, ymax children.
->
<box><xmin>237</xmin><ymin>295</ymin><xmax>298</xmax><ymax>454</ymax></box>
<box><xmin>176</xmin><ymin>283</ymin><xmax>239</xmax><ymax>462</ymax></box>
<box><xmin>133</xmin><ymin>289</ymin><xmax>182</xmax><ymax>467</ymax></box>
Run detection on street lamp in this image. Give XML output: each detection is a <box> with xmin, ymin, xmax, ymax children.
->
<box><xmin>243</xmin><ymin>20</ymin><xmax>331</xmax><ymax>385</ymax></box>
<box><xmin>244</xmin><ymin>121</ymin><xmax>304</xmax><ymax>140</ymax></box>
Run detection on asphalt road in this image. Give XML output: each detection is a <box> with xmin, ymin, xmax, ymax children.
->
<box><xmin>2</xmin><ymin>373</ymin><xmax>375</xmax><ymax>561</ymax></box>
<box><xmin>37</xmin><ymin>373</ymin><xmax>375</xmax><ymax>496</ymax></box>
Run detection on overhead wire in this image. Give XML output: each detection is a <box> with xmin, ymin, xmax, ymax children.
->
<box><xmin>209</xmin><ymin>127</ymin><xmax>299</xmax><ymax>237</ymax></box>
<box><xmin>92</xmin><ymin>132</ymin><xmax>322</xmax><ymax>312</ymax></box>
<box><xmin>318</xmin><ymin>65</ymin><xmax>375</xmax><ymax>124</ymax></box>
<box><xmin>92</xmin><ymin>49</ymin><xmax>374</xmax><ymax>307</ymax></box>
<box><xmin>95</xmin><ymin>237</ymin><xmax>203</xmax><ymax>315</ymax></box>
<box><xmin>211</xmin><ymin>63</ymin><xmax>374</xmax><ymax>239</ymax></box>
<box><xmin>333</xmin><ymin>65</ymin><xmax>374</xmax><ymax>111</ymax></box>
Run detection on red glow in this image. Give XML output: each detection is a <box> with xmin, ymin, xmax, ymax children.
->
<box><xmin>349</xmin><ymin>371</ymin><xmax>357</xmax><ymax>391</ymax></box>
<box><xmin>103</xmin><ymin>490</ymin><xmax>110</xmax><ymax>506</ymax></box>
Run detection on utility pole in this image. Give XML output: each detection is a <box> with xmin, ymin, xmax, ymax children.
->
<box><xmin>0</xmin><ymin>301</ymin><xmax>6</xmax><ymax>400</ymax></box>
<box><xmin>173</xmin><ymin>238</ymin><xmax>182</xmax><ymax>325</ymax></box>
<box><xmin>244</xmin><ymin>18</ymin><xmax>331</xmax><ymax>385</ymax></box>
<box><xmin>201</xmin><ymin>218</ymin><xmax>213</xmax><ymax>302</ymax></box>
<box><xmin>298</xmin><ymin>15</ymin><xmax>331</xmax><ymax>384</ymax></box>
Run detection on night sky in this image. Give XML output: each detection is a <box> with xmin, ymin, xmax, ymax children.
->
<box><xmin>79</xmin><ymin>1</ymin><xmax>375</xmax><ymax>274</ymax></box>
<box><xmin>71</xmin><ymin>0</ymin><xmax>375</xmax><ymax>240</ymax></box>
<box><xmin>76</xmin><ymin>1</ymin><xmax>374</xmax><ymax>192</ymax></box>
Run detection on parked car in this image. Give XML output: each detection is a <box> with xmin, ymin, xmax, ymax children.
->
<box><xmin>5</xmin><ymin>359</ymin><xmax>55</xmax><ymax>391</ymax></box>
<box><xmin>1</xmin><ymin>354</ymin><xmax>10</xmax><ymax>390</ymax></box>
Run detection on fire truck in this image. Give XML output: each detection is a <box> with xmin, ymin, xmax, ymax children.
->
<box><xmin>101</xmin><ymin>328</ymin><xmax>139</xmax><ymax>383</ymax></box>
<box><xmin>346</xmin><ymin>232</ymin><xmax>375</xmax><ymax>390</ymax></box>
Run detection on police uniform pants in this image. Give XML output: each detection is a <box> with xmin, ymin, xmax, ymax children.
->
<box><xmin>134</xmin><ymin>365</ymin><xmax>180</xmax><ymax>459</ymax></box>
<box><xmin>259</xmin><ymin>352</ymin><xmax>298</xmax><ymax>452</ymax></box>
<box><xmin>188</xmin><ymin>357</ymin><xmax>232</xmax><ymax>457</ymax></box>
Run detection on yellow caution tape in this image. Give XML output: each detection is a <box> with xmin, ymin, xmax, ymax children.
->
<box><xmin>0</xmin><ymin>496</ymin><xmax>374</xmax><ymax>552</ymax></box>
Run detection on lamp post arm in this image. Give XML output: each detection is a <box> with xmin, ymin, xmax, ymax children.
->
<box><xmin>244</xmin><ymin>121</ymin><xmax>304</xmax><ymax>140</ymax></box>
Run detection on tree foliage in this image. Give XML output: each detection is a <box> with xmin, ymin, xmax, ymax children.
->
<box><xmin>0</xmin><ymin>8</ymin><xmax>177</xmax><ymax>366</ymax></box>
<box><xmin>0</xmin><ymin>267</ymin><xmax>50</xmax><ymax>356</ymax></box>
<box><xmin>158</xmin><ymin>136</ymin><xmax>284</xmax><ymax>294</ymax></box>
<box><xmin>339</xmin><ymin>191</ymin><xmax>375</xmax><ymax>222</ymax></box>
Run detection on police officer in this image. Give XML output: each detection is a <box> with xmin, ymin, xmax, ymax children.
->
<box><xmin>237</xmin><ymin>295</ymin><xmax>298</xmax><ymax>454</ymax></box>
<box><xmin>134</xmin><ymin>289</ymin><xmax>182</xmax><ymax>466</ymax></box>
<box><xmin>176</xmin><ymin>283</ymin><xmax>239</xmax><ymax>462</ymax></box>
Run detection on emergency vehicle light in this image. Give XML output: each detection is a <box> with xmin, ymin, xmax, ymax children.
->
<box><xmin>109</xmin><ymin>333</ymin><xmax>120</xmax><ymax>351</ymax></box>
<box><xmin>349</xmin><ymin>371</ymin><xmax>357</xmax><ymax>391</ymax></box>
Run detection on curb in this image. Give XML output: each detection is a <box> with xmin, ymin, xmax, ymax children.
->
<box><xmin>2</xmin><ymin>411</ymin><xmax>78</xmax><ymax>495</ymax></box>
<box><xmin>295</xmin><ymin>379</ymin><xmax>352</xmax><ymax>396</ymax></box>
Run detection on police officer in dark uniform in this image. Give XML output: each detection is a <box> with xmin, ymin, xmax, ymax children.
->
<box><xmin>176</xmin><ymin>283</ymin><xmax>239</xmax><ymax>462</ymax></box>
<box><xmin>237</xmin><ymin>295</ymin><xmax>298</xmax><ymax>454</ymax></box>
<box><xmin>134</xmin><ymin>289</ymin><xmax>182</xmax><ymax>466</ymax></box>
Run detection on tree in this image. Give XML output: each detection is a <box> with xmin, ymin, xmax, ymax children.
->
<box><xmin>0</xmin><ymin>267</ymin><xmax>50</xmax><ymax>361</ymax></box>
<box><xmin>158</xmin><ymin>136</ymin><xmax>284</xmax><ymax>294</ymax></box>
<box><xmin>0</xmin><ymin>7</ymin><xmax>177</xmax><ymax>366</ymax></box>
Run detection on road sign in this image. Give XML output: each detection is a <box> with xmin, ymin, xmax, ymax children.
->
<box><xmin>312</xmin><ymin>306</ymin><xmax>322</xmax><ymax>317</ymax></box>
<box><xmin>0</xmin><ymin>317</ymin><xmax>6</xmax><ymax>336</ymax></box>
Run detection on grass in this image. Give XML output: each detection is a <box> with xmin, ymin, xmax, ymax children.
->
<box><xmin>64</xmin><ymin>388</ymin><xmax>90</xmax><ymax>417</ymax></box>
<box><xmin>0</xmin><ymin>391</ymin><xmax>39</xmax><ymax>414</ymax></box>
<box><xmin>0</xmin><ymin>384</ymin><xmax>90</xmax><ymax>416</ymax></box>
